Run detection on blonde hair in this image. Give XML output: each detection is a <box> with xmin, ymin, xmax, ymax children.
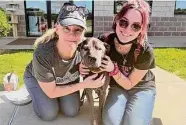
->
<box><xmin>34</xmin><ymin>28</ymin><xmax>57</xmax><ymax>48</ymax></box>
<box><xmin>34</xmin><ymin>24</ymin><xmax>87</xmax><ymax>48</ymax></box>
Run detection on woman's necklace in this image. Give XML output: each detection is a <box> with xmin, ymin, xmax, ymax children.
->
<box><xmin>114</xmin><ymin>38</ymin><xmax>131</xmax><ymax>65</ymax></box>
<box><xmin>122</xmin><ymin>53</ymin><xmax>129</xmax><ymax>65</ymax></box>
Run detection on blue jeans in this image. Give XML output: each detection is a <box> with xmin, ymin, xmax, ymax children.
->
<box><xmin>103</xmin><ymin>86</ymin><xmax>156</xmax><ymax>125</ymax></box>
<box><xmin>23</xmin><ymin>69</ymin><xmax>80</xmax><ymax>121</ymax></box>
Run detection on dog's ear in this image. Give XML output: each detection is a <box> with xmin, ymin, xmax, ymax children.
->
<box><xmin>104</xmin><ymin>42</ymin><xmax>110</xmax><ymax>55</ymax></box>
<box><xmin>78</xmin><ymin>38</ymin><xmax>87</xmax><ymax>51</ymax></box>
<box><xmin>77</xmin><ymin>43</ymin><xmax>81</xmax><ymax>51</ymax></box>
<box><xmin>82</xmin><ymin>38</ymin><xmax>89</xmax><ymax>45</ymax></box>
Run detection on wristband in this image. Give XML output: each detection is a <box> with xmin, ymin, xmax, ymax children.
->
<box><xmin>109</xmin><ymin>63</ymin><xmax>119</xmax><ymax>76</ymax></box>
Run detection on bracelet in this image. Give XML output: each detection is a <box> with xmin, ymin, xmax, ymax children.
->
<box><xmin>109</xmin><ymin>63</ymin><xmax>119</xmax><ymax>76</ymax></box>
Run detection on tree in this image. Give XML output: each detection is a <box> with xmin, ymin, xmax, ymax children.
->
<box><xmin>0</xmin><ymin>8</ymin><xmax>11</xmax><ymax>37</ymax></box>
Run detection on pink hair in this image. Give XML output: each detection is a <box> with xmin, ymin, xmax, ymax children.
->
<box><xmin>113</xmin><ymin>0</ymin><xmax>151</xmax><ymax>46</ymax></box>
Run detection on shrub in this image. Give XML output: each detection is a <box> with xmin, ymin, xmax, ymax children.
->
<box><xmin>0</xmin><ymin>8</ymin><xmax>11</xmax><ymax>37</ymax></box>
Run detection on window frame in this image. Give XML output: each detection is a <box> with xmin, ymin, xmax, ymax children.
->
<box><xmin>114</xmin><ymin>0</ymin><xmax>153</xmax><ymax>14</ymax></box>
<box><xmin>174</xmin><ymin>0</ymin><xmax>186</xmax><ymax>15</ymax></box>
<box><xmin>71</xmin><ymin>0</ymin><xmax>94</xmax><ymax>37</ymax></box>
<box><xmin>24</xmin><ymin>0</ymin><xmax>94</xmax><ymax>37</ymax></box>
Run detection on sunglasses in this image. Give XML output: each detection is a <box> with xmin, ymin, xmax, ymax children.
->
<box><xmin>118</xmin><ymin>18</ymin><xmax>142</xmax><ymax>32</ymax></box>
<box><xmin>62</xmin><ymin>3</ymin><xmax>89</xmax><ymax>18</ymax></box>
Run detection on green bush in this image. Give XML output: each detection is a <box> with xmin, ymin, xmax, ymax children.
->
<box><xmin>0</xmin><ymin>8</ymin><xmax>11</xmax><ymax>37</ymax></box>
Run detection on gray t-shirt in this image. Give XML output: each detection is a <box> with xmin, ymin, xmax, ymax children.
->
<box><xmin>26</xmin><ymin>39</ymin><xmax>82</xmax><ymax>86</ymax></box>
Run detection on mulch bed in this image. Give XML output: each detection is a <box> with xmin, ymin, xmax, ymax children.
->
<box><xmin>7</xmin><ymin>38</ymin><xmax>36</xmax><ymax>45</ymax></box>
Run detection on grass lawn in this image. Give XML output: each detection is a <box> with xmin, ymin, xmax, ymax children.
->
<box><xmin>0</xmin><ymin>50</ymin><xmax>33</xmax><ymax>89</ymax></box>
<box><xmin>0</xmin><ymin>48</ymin><xmax>185</xmax><ymax>89</ymax></box>
<box><xmin>154</xmin><ymin>48</ymin><xmax>186</xmax><ymax>80</ymax></box>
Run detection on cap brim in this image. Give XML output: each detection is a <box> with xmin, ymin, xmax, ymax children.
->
<box><xmin>59</xmin><ymin>18</ymin><xmax>87</xmax><ymax>30</ymax></box>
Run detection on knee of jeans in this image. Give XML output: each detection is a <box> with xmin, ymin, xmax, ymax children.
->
<box><xmin>102</xmin><ymin>107</ymin><xmax>124</xmax><ymax>125</ymax></box>
<box><xmin>62</xmin><ymin>106</ymin><xmax>79</xmax><ymax>118</ymax></box>
<box><xmin>36</xmin><ymin>108</ymin><xmax>59</xmax><ymax>121</ymax></box>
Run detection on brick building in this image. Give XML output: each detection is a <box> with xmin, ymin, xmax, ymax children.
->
<box><xmin>0</xmin><ymin>0</ymin><xmax>186</xmax><ymax>38</ymax></box>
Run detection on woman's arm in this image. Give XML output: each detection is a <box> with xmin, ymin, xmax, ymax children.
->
<box><xmin>100</xmin><ymin>55</ymin><xmax>150</xmax><ymax>90</ymax></box>
<box><xmin>38</xmin><ymin>73</ymin><xmax>105</xmax><ymax>98</ymax></box>
<box><xmin>38</xmin><ymin>80</ymin><xmax>85</xmax><ymax>98</ymax></box>
<box><xmin>112</xmin><ymin>68</ymin><xmax>148</xmax><ymax>90</ymax></box>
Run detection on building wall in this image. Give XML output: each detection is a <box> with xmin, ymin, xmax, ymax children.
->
<box><xmin>93</xmin><ymin>1</ymin><xmax>186</xmax><ymax>37</ymax></box>
<box><xmin>93</xmin><ymin>1</ymin><xmax>114</xmax><ymax>37</ymax></box>
<box><xmin>0</xmin><ymin>1</ymin><xmax>25</xmax><ymax>15</ymax></box>
<box><xmin>0</xmin><ymin>1</ymin><xmax>26</xmax><ymax>36</ymax></box>
<box><xmin>1</xmin><ymin>1</ymin><xmax>186</xmax><ymax>37</ymax></box>
<box><xmin>13</xmin><ymin>1</ymin><xmax>26</xmax><ymax>37</ymax></box>
<box><xmin>149</xmin><ymin>1</ymin><xmax>186</xmax><ymax>36</ymax></box>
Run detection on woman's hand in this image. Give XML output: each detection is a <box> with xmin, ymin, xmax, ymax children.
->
<box><xmin>79</xmin><ymin>61</ymin><xmax>90</xmax><ymax>77</ymax></box>
<box><xmin>82</xmin><ymin>74</ymin><xmax>106</xmax><ymax>88</ymax></box>
<box><xmin>100</xmin><ymin>55</ymin><xmax>114</xmax><ymax>72</ymax></box>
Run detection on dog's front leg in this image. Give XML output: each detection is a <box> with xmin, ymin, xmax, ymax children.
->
<box><xmin>86</xmin><ymin>89</ymin><xmax>96</xmax><ymax>125</ymax></box>
<box><xmin>98</xmin><ymin>74</ymin><xmax>110</xmax><ymax>125</ymax></box>
<box><xmin>98</xmin><ymin>89</ymin><xmax>105</xmax><ymax>125</ymax></box>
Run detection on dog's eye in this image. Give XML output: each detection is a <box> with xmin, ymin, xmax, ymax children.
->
<box><xmin>95</xmin><ymin>46</ymin><xmax>102</xmax><ymax>50</ymax></box>
<box><xmin>83</xmin><ymin>47</ymin><xmax>89</xmax><ymax>51</ymax></box>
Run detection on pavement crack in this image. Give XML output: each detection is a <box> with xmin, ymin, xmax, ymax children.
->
<box><xmin>8</xmin><ymin>106</ymin><xmax>19</xmax><ymax>125</ymax></box>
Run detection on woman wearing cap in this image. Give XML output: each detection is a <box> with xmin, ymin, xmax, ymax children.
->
<box><xmin>80</xmin><ymin>0</ymin><xmax>156</xmax><ymax>125</ymax></box>
<box><xmin>23</xmin><ymin>3</ymin><xmax>105</xmax><ymax>121</ymax></box>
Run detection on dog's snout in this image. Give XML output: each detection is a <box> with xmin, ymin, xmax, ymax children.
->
<box><xmin>88</xmin><ymin>56</ymin><xmax>96</xmax><ymax>63</ymax></box>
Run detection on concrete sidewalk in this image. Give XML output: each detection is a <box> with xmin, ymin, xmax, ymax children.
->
<box><xmin>0</xmin><ymin>67</ymin><xmax>186</xmax><ymax>125</ymax></box>
<box><xmin>0</xmin><ymin>36</ymin><xmax>186</xmax><ymax>125</ymax></box>
<box><xmin>0</xmin><ymin>37</ymin><xmax>33</xmax><ymax>50</ymax></box>
<box><xmin>0</xmin><ymin>36</ymin><xmax>186</xmax><ymax>50</ymax></box>
<box><xmin>148</xmin><ymin>36</ymin><xmax>186</xmax><ymax>48</ymax></box>
<box><xmin>151</xmin><ymin>67</ymin><xmax>186</xmax><ymax>125</ymax></box>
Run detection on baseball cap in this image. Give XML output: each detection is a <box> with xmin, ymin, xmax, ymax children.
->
<box><xmin>57</xmin><ymin>2</ymin><xmax>88</xmax><ymax>30</ymax></box>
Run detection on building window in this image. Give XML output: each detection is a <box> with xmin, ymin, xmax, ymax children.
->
<box><xmin>51</xmin><ymin>1</ymin><xmax>67</xmax><ymax>28</ymax></box>
<box><xmin>175</xmin><ymin>0</ymin><xmax>186</xmax><ymax>15</ymax></box>
<box><xmin>114</xmin><ymin>0</ymin><xmax>127</xmax><ymax>14</ymax></box>
<box><xmin>114</xmin><ymin>0</ymin><xmax>153</xmax><ymax>14</ymax></box>
<box><xmin>25</xmin><ymin>1</ymin><xmax>48</xmax><ymax>36</ymax></box>
<box><xmin>25</xmin><ymin>0</ymin><xmax>93</xmax><ymax>37</ymax></box>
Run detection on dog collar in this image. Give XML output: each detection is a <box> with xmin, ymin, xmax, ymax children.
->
<box><xmin>89</xmin><ymin>67</ymin><xmax>102</xmax><ymax>73</ymax></box>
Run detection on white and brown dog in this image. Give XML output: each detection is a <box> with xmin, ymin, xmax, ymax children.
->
<box><xmin>79</xmin><ymin>38</ymin><xmax>110</xmax><ymax>125</ymax></box>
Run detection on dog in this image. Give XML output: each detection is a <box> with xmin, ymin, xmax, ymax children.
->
<box><xmin>3</xmin><ymin>72</ymin><xmax>19</xmax><ymax>91</ymax></box>
<box><xmin>79</xmin><ymin>38</ymin><xmax>110</xmax><ymax>125</ymax></box>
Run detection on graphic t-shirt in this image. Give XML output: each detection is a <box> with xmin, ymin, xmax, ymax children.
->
<box><xmin>98</xmin><ymin>33</ymin><xmax>156</xmax><ymax>89</ymax></box>
<box><xmin>26</xmin><ymin>39</ymin><xmax>81</xmax><ymax>86</ymax></box>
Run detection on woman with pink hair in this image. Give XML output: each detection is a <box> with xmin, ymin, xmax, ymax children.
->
<box><xmin>100</xmin><ymin>0</ymin><xmax>155</xmax><ymax>124</ymax></box>
<box><xmin>80</xmin><ymin>0</ymin><xmax>156</xmax><ymax>124</ymax></box>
